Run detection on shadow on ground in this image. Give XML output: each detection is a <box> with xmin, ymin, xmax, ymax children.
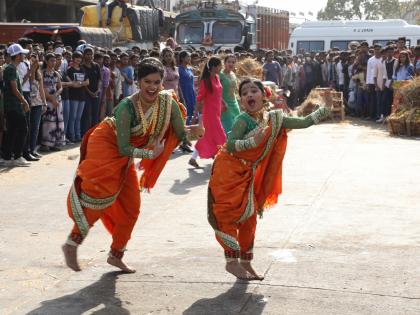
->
<box><xmin>169</xmin><ymin>164</ymin><xmax>211</xmax><ymax>195</ymax></box>
<box><xmin>26</xmin><ymin>272</ymin><xmax>130</xmax><ymax>315</ymax></box>
<box><xmin>183</xmin><ymin>280</ymin><xmax>266</xmax><ymax>315</ymax></box>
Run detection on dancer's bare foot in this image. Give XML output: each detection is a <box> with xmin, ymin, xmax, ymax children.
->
<box><xmin>62</xmin><ymin>244</ymin><xmax>81</xmax><ymax>272</ymax></box>
<box><xmin>225</xmin><ymin>260</ymin><xmax>254</xmax><ymax>280</ymax></box>
<box><xmin>240</xmin><ymin>261</ymin><xmax>264</xmax><ymax>281</ymax></box>
<box><xmin>107</xmin><ymin>256</ymin><xmax>136</xmax><ymax>273</ymax></box>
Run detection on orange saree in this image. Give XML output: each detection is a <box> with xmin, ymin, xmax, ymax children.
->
<box><xmin>67</xmin><ymin>91</ymin><xmax>185</xmax><ymax>256</ymax></box>
<box><xmin>208</xmin><ymin>110</ymin><xmax>287</xmax><ymax>259</ymax></box>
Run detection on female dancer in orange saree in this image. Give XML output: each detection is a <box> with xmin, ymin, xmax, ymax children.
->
<box><xmin>62</xmin><ymin>58</ymin><xmax>203</xmax><ymax>273</ymax></box>
<box><xmin>208</xmin><ymin>79</ymin><xmax>330</xmax><ymax>280</ymax></box>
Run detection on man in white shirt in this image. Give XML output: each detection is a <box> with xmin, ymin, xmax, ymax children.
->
<box><xmin>366</xmin><ymin>44</ymin><xmax>383</xmax><ymax>120</ymax></box>
<box><xmin>373</xmin><ymin>47</ymin><xmax>387</xmax><ymax>122</ymax></box>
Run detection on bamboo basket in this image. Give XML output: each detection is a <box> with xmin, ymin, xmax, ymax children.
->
<box><xmin>406</xmin><ymin>108</ymin><xmax>420</xmax><ymax>137</ymax></box>
<box><xmin>387</xmin><ymin>108</ymin><xmax>410</xmax><ymax>135</ymax></box>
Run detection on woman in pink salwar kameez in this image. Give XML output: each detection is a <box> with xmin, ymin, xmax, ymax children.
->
<box><xmin>189</xmin><ymin>57</ymin><xmax>227</xmax><ymax>168</ymax></box>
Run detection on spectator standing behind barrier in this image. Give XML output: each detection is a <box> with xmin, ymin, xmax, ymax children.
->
<box><xmin>263</xmin><ymin>51</ymin><xmax>282</xmax><ymax>86</ymax></box>
<box><xmin>373</xmin><ymin>48</ymin><xmax>386</xmax><ymax>123</ymax></box>
<box><xmin>120</xmin><ymin>52</ymin><xmax>134</xmax><ymax>97</ymax></box>
<box><xmin>28</xmin><ymin>53</ymin><xmax>47</xmax><ymax>158</ymax></box>
<box><xmin>415</xmin><ymin>46</ymin><xmax>420</xmax><ymax>76</ymax></box>
<box><xmin>0</xmin><ymin>50</ymin><xmax>6</xmax><ymax>155</ymax></box>
<box><xmin>66</xmin><ymin>51</ymin><xmax>89</xmax><ymax>143</ymax></box>
<box><xmin>94</xmin><ymin>52</ymin><xmax>110</xmax><ymax>120</ymax></box>
<box><xmin>161</xmin><ymin>48</ymin><xmax>181</xmax><ymax>97</ymax></box>
<box><xmin>102</xmin><ymin>54</ymin><xmax>115</xmax><ymax>118</ymax></box>
<box><xmin>1</xmin><ymin>44</ymin><xmax>31</xmax><ymax>167</ymax></box>
<box><xmin>17</xmin><ymin>38</ymin><xmax>36</xmax><ymax>161</ymax></box>
<box><xmin>393</xmin><ymin>51</ymin><xmax>414</xmax><ymax>81</ymax></box>
<box><xmin>352</xmin><ymin>60</ymin><xmax>368</xmax><ymax>118</ymax></box>
<box><xmin>109</xmin><ymin>52</ymin><xmax>122</xmax><ymax>104</ymax></box>
<box><xmin>383</xmin><ymin>46</ymin><xmax>397</xmax><ymax>118</ymax></box>
<box><xmin>81</xmin><ymin>47</ymin><xmax>102</xmax><ymax>136</ymax></box>
<box><xmin>366</xmin><ymin>44</ymin><xmax>383</xmax><ymax>120</ymax></box>
<box><xmin>40</xmin><ymin>53</ymin><xmax>65</xmax><ymax>152</ymax></box>
<box><xmin>55</xmin><ymin>53</ymin><xmax>73</xmax><ymax>144</ymax></box>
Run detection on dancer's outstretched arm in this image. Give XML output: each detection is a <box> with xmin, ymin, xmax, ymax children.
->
<box><xmin>282</xmin><ymin>107</ymin><xmax>330</xmax><ymax>129</ymax></box>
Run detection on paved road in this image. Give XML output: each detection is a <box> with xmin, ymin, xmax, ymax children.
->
<box><xmin>1</xmin><ymin>119</ymin><xmax>419</xmax><ymax>315</ymax></box>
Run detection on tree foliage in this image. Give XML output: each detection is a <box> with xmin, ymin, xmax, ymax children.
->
<box><xmin>317</xmin><ymin>0</ymin><xmax>420</xmax><ymax>21</ymax></box>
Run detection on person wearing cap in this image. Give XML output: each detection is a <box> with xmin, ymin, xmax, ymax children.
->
<box><xmin>0</xmin><ymin>44</ymin><xmax>31</xmax><ymax>167</ymax></box>
<box><xmin>17</xmin><ymin>38</ymin><xmax>40</xmax><ymax>162</ymax></box>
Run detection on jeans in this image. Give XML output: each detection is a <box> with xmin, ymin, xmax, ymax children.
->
<box><xmin>382</xmin><ymin>87</ymin><xmax>393</xmax><ymax>117</ymax></box>
<box><xmin>29</xmin><ymin>105</ymin><xmax>43</xmax><ymax>152</ymax></box>
<box><xmin>81</xmin><ymin>95</ymin><xmax>100</xmax><ymax>137</ymax></box>
<box><xmin>23</xmin><ymin>91</ymin><xmax>31</xmax><ymax>155</ymax></box>
<box><xmin>68</xmin><ymin>100</ymin><xmax>85</xmax><ymax>141</ymax></box>
<box><xmin>367</xmin><ymin>84</ymin><xmax>377</xmax><ymax>119</ymax></box>
<box><xmin>3</xmin><ymin>110</ymin><xmax>28</xmax><ymax>160</ymax></box>
<box><xmin>375</xmin><ymin>89</ymin><xmax>384</xmax><ymax>118</ymax></box>
<box><xmin>62</xmin><ymin>99</ymin><xmax>70</xmax><ymax>138</ymax></box>
<box><xmin>356</xmin><ymin>89</ymin><xmax>368</xmax><ymax>117</ymax></box>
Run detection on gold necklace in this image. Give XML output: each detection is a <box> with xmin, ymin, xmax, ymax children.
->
<box><xmin>136</xmin><ymin>95</ymin><xmax>159</xmax><ymax>137</ymax></box>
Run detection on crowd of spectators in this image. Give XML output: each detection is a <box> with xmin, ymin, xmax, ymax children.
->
<box><xmin>0</xmin><ymin>35</ymin><xmax>419</xmax><ymax>167</ymax></box>
<box><xmin>262</xmin><ymin>37</ymin><xmax>419</xmax><ymax>123</ymax></box>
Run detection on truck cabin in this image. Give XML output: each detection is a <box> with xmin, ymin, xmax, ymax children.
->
<box><xmin>175</xmin><ymin>2</ymin><xmax>245</xmax><ymax>48</ymax></box>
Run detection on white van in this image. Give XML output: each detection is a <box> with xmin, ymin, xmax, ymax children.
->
<box><xmin>289</xmin><ymin>19</ymin><xmax>420</xmax><ymax>54</ymax></box>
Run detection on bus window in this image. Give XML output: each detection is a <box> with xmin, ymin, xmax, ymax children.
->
<box><xmin>297</xmin><ymin>41</ymin><xmax>324</xmax><ymax>53</ymax></box>
<box><xmin>177</xmin><ymin>22</ymin><xmax>204</xmax><ymax>44</ymax></box>
<box><xmin>331</xmin><ymin>40</ymin><xmax>365</xmax><ymax>50</ymax></box>
<box><xmin>373</xmin><ymin>40</ymin><xmax>394</xmax><ymax>47</ymax></box>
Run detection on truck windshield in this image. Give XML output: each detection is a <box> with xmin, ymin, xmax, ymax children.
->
<box><xmin>213</xmin><ymin>21</ymin><xmax>242</xmax><ymax>44</ymax></box>
<box><xmin>177</xmin><ymin>22</ymin><xmax>204</xmax><ymax>44</ymax></box>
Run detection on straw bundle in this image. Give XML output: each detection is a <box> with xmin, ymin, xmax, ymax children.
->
<box><xmin>295</xmin><ymin>90</ymin><xmax>328</xmax><ymax>116</ymax></box>
<box><xmin>399</xmin><ymin>77</ymin><xmax>420</xmax><ymax>109</ymax></box>
<box><xmin>236</xmin><ymin>58</ymin><xmax>263</xmax><ymax>80</ymax></box>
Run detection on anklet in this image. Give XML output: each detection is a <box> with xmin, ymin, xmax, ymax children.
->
<box><xmin>65</xmin><ymin>238</ymin><xmax>79</xmax><ymax>247</ymax></box>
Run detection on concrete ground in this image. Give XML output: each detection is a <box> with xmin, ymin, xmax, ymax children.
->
<box><xmin>0</xmin><ymin>119</ymin><xmax>419</xmax><ymax>315</ymax></box>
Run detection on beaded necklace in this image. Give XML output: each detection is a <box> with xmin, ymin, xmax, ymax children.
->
<box><xmin>136</xmin><ymin>94</ymin><xmax>159</xmax><ymax>136</ymax></box>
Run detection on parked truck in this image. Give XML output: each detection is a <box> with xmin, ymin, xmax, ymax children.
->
<box><xmin>80</xmin><ymin>1</ymin><xmax>162</xmax><ymax>49</ymax></box>
<box><xmin>246</xmin><ymin>4</ymin><xmax>289</xmax><ymax>50</ymax></box>
<box><xmin>174</xmin><ymin>0</ymin><xmax>289</xmax><ymax>51</ymax></box>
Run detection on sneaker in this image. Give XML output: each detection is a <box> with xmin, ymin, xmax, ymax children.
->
<box><xmin>49</xmin><ymin>146</ymin><xmax>61</xmax><ymax>152</ymax></box>
<box><xmin>13</xmin><ymin>157</ymin><xmax>31</xmax><ymax>167</ymax></box>
<box><xmin>0</xmin><ymin>159</ymin><xmax>13</xmax><ymax>167</ymax></box>
<box><xmin>375</xmin><ymin>115</ymin><xmax>384</xmax><ymax>123</ymax></box>
<box><xmin>31</xmin><ymin>151</ymin><xmax>42</xmax><ymax>159</ymax></box>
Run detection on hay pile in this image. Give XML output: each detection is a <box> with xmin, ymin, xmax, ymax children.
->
<box><xmin>399</xmin><ymin>77</ymin><xmax>420</xmax><ymax>109</ymax></box>
<box><xmin>387</xmin><ymin>77</ymin><xmax>420</xmax><ymax>136</ymax></box>
<box><xmin>236</xmin><ymin>58</ymin><xmax>263</xmax><ymax>80</ymax></box>
<box><xmin>295</xmin><ymin>90</ymin><xmax>328</xmax><ymax>116</ymax></box>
